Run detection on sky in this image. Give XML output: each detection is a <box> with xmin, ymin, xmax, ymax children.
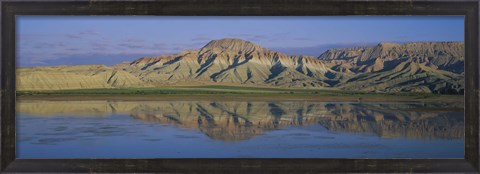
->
<box><xmin>17</xmin><ymin>16</ymin><xmax>464</xmax><ymax>67</ymax></box>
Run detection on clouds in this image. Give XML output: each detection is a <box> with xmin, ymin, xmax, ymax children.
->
<box><xmin>91</xmin><ymin>42</ymin><xmax>111</xmax><ymax>51</ymax></box>
<box><xmin>19</xmin><ymin>33</ymin><xmax>168</xmax><ymax>66</ymax></box>
<box><xmin>19</xmin><ymin>53</ymin><xmax>156</xmax><ymax>67</ymax></box>
<box><xmin>79</xmin><ymin>29</ymin><xmax>99</xmax><ymax>35</ymax></box>
<box><xmin>65</xmin><ymin>34</ymin><xmax>82</xmax><ymax>39</ymax></box>
<box><xmin>118</xmin><ymin>43</ymin><xmax>145</xmax><ymax>49</ymax></box>
<box><xmin>229</xmin><ymin>33</ymin><xmax>270</xmax><ymax>41</ymax></box>
<box><xmin>152</xmin><ymin>43</ymin><xmax>167</xmax><ymax>49</ymax></box>
<box><xmin>32</xmin><ymin>42</ymin><xmax>66</xmax><ymax>49</ymax></box>
<box><xmin>228</xmin><ymin>32</ymin><xmax>291</xmax><ymax>42</ymax></box>
<box><xmin>65</xmin><ymin>29</ymin><xmax>99</xmax><ymax>39</ymax></box>
<box><xmin>118</xmin><ymin>37</ymin><xmax>147</xmax><ymax>49</ymax></box>
<box><xmin>17</xmin><ymin>16</ymin><xmax>463</xmax><ymax>67</ymax></box>
<box><xmin>19</xmin><ymin>30</ymin><xmax>172</xmax><ymax>65</ymax></box>
<box><xmin>124</xmin><ymin>37</ymin><xmax>145</xmax><ymax>43</ymax></box>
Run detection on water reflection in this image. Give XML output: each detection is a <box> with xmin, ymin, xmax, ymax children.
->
<box><xmin>17</xmin><ymin>100</ymin><xmax>464</xmax><ymax>141</ymax></box>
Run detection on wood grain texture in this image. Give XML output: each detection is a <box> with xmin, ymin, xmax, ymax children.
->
<box><xmin>1</xmin><ymin>1</ymin><xmax>16</xmax><ymax>171</ymax></box>
<box><xmin>2</xmin><ymin>0</ymin><xmax>476</xmax><ymax>16</ymax></box>
<box><xmin>465</xmin><ymin>2</ymin><xmax>480</xmax><ymax>171</ymax></box>
<box><xmin>3</xmin><ymin>159</ymin><xmax>477</xmax><ymax>173</ymax></box>
<box><xmin>1</xmin><ymin>0</ymin><xmax>479</xmax><ymax>173</ymax></box>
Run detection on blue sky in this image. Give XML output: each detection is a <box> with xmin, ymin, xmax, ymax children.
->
<box><xmin>17</xmin><ymin>16</ymin><xmax>464</xmax><ymax>67</ymax></box>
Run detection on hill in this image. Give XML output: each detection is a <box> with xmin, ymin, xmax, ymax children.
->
<box><xmin>318</xmin><ymin>42</ymin><xmax>464</xmax><ymax>93</ymax></box>
<box><xmin>17</xmin><ymin>38</ymin><xmax>464</xmax><ymax>94</ymax></box>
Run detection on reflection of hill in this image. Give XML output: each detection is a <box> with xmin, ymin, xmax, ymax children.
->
<box><xmin>17</xmin><ymin>100</ymin><xmax>464</xmax><ymax>141</ymax></box>
<box><xmin>17</xmin><ymin>100</ymin><xmax>139</xmax><ymax>117</ymax></box>
<box><xmin>129</xmin><ymin>102</ymin><xmax>325</xmax><ymax>141</ymax></box>
<box><xmin>317</xmin><ymin>103</ymin><xmax>464</xmax><ymax>139</ymax></box>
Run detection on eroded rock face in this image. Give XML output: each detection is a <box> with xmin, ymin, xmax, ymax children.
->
<box><xmin>17</xmin><ymin>64</ymin><xmax>151</xmax><ymax>91</ymax></box>
<box><xmin>318</xmin><ymin>42</ymin><xmax>464</xmax><ymax>93</ymax></box>
<box><xmin>18</xmin><ymin>100</ymin><xmax>464</xmax><ymax>141</ymax></box>
<box><xmin>120</xmin><ymin>38</ymin><xmax>333</xmax><ymax>88</ymax></box>
<box><xmin>17</xmin><ymin>39</ymin><xmax>465</xmax><ymax>93</ymax></box>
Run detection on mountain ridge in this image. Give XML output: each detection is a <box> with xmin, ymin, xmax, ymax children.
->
<box><xmin>17</xmin><ymin>38</ymin><xmax>465</xmax><ymax>94</ymax></box>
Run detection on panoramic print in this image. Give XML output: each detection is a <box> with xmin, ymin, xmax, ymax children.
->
<box><xmin>16</xmin><ymin>16</ymin><xmax>464</xmax><ymax>158</ymax></box>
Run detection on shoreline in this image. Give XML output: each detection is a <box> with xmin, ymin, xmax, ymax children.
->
<box><xmin>17</xmin><ymin>94</ymin><xmax>464</xmax><ymax>103</ymax></box>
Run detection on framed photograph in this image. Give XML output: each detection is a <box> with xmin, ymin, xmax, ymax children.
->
<box><xmin>1</xmin><ymin>0</ymin><xmax>479</xmax><ymax>173</ymax></box>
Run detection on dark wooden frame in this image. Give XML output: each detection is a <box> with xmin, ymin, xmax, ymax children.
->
<box><xmin>1</xmin><ymin>0</ymin><xmax>479</xmax><ymax>173</ymax></box>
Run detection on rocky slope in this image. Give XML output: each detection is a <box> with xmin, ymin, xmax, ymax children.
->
<box><xmin>17</xmin><ymin>64</ymin><xmax>151</xmax><ymax>90</ymax></box>
<box><xmin>17</xmin><ymin>38</ymin><xmax>465</xmax><ymax>93</ymax></box>
<box><xmin>318</xmin><ymin>42</ymin><xmax>464</xmax><ymax>93</ymax></box>
<box><xmin>117</xmin><ymin>38</ymin><xmax>334</xmax><ymax>88</ymax></box>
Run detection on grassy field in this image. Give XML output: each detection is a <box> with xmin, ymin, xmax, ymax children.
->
<box><xmin>16</xmin><ymin>85</ymin><xmax>464</xmax><ymax>103</ymax></box>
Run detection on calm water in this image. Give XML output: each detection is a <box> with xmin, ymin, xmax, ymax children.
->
<box><xmin>16</xmin><ymin>100</ymin><xmax>464</xmax><ymax>158</ymax></box>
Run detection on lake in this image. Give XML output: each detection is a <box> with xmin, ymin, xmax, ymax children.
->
<box><xmin>16</xmin><ymin>100</ymin><xmax>464</xmax><ymax>158</ymax></box>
